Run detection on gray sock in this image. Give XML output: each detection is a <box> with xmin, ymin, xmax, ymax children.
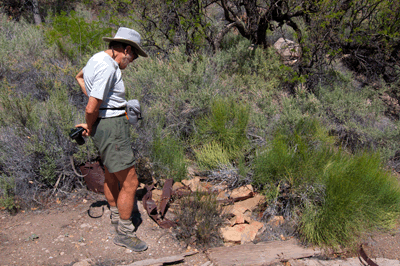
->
<box><xmin>118</xmin><ymin>219</ymin><xmax>135</xmax><ymax>237</ymax></box>
<box><xmin>110</xmin><ymin>206</ymin><xmax>120</xmax><ymax>224</ymax></box>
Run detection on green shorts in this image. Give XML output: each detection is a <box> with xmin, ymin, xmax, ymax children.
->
<box><xmin>92</xmin><ymin>115</ymin><xmax>135</xmax><ymax>173</ymax></box>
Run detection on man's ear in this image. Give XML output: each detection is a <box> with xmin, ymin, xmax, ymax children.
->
<box><xmin>125</xmin><ymin>45</ymin><xmax>132</xmax><ymax>55</ymax></box>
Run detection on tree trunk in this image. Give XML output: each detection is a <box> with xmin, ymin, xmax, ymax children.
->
<box><xmin>32</xmin><ymin>0</ymin><xmax>41</xmax><ymax>25</ymax></box>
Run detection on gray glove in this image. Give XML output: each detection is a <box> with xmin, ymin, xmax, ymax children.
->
<box><xmin>126</xmin><ymin>99</ymin><xmax>142</xmax><ymax>126</ymax></box>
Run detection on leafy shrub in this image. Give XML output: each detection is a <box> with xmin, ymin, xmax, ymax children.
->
<box><xmin>253</xmin><ymin>118</ymin><xmax>400</xmax><ymax>247</ymax></box>
<box><xmin>45</xmin><ymin>8</ymin><xmax>112</xmax><ymax>61</ymax></box>
<box><xmin>300</xmin><ymin>152</ymin><xmax>400</xmax><ymax>247</ymax></box>
<box><xmin>174</xmin><ymin>192</ymin><xmax>226</xmax><ymax>248</ymax></box>
<box><xmin>192</xmin><ymin>98</ymin><xmax>250</xmax><ymax>170</ymax></box>
<box><xmin>194</xmin><ymin>141</ymin><xmax>230</xmax><ymax>170</ymax></box>
<box><xmin>151</xmin><ymin>131</ymin><xmax>187</xmax><ymax>182</ymax></box>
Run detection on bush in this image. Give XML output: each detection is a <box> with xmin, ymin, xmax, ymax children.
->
<box><xmin>174</xmin><ymin>192</ymin><xmax>226</xmax><ymax>248</ymax></box>
<box><xmin>151</xmin><ymin>131</ymin><xmax>187</xmax><ymax>182</ymax></box>
<box><xmin>300</xmin><ymin>152</ymin><xmax>400</xmax><ymax>247</ymax></box>
<box><xmin>45</xmin><ymin>8</ymin><xmax>112</xmax><ymax>62</ymax></box>
<box><xmin>253</xmin><ymin>118</ymin><xmax>400</xmax><ymax>247</ymax></box>
<box><xmin>192</xmin><ymin>98</ymin><xmax>250</xmax><ymax>170</ymax></box>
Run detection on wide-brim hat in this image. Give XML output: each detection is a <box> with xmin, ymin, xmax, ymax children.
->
<box><xmin>103</xmin><ymin>27</ymin><xmax>148</xmax><ymax>57</ymax></box>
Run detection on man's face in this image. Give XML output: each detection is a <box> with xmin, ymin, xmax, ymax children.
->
<box><xmin>119</xmin><ymin>47</ymin><xmax>138</xmax><ymax>70</ymax></box>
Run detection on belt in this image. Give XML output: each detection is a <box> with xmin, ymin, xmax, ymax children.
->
<box><xmin>99</xmin><ymin>106</ymin><xmax>126</xmax><ymax>110</ymax></box>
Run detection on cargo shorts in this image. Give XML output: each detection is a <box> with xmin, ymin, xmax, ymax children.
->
<box><xmin>92</xmin><ymin>114</ymin><xmax>135</xmax><ymax>173</ymax></box>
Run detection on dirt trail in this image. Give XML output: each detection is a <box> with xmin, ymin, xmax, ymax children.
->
<box><xmin>0</xmin><ymin>191</ymin><xmax>209</xmax><ymax>266</ymax></box>
<box><xmin>1</xmin><ymin>189</ymin><xmax>400</xmax><ymax>266</ymax></box>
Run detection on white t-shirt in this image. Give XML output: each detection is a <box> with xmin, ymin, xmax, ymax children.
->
<box><xmin>83</xmin><ymin>51</ymin><xmax>126</xmax><ymax>118</ymax></box>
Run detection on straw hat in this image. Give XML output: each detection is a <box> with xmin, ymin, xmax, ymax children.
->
<box><xmin>103</xmin><ymin>27</ymin><xmax>148</xmax><ymax>57</ymax></box>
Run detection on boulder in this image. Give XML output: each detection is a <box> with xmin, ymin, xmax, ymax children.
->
<box><xmin>273</xmin><ymin>37</ymin><xmax>300</xmax><ymax>65</ymax></box>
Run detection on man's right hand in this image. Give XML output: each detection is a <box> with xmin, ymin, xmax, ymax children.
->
<box><xmin>75</xmin><ymin>124</ymin><xmax>91</xmax><ymax>137</ymax></box>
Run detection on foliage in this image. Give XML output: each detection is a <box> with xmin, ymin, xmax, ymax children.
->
<box><xmin>174</xmin><ymin>192</ymin><xmax>226</xmax><ymax>248</ymax></box>
<box><xmin>151</xmin><ymin>131</ymin><xmax>187</xmax><ymax>182</ymax></box>
<box><xmin>45</xmin><ymin>8</ymin><xmax>112</xmax><ymax>61</ymax></box>
<box><xmin>192</xmin><ymin>97</ymin><xmax>250</xmax><ymax>169</ymax></box>
<box><xmin>194</xmin><ymin>141</ymin><xmax>231</xmax><ymax>170</ymax></box>
<box><xmin>300</xmin><ymin>152</ymin><xmax>400</xmax><ymax>247</ymax></box>
<box><xmin>253</xmin><ymin>118</ymin><xmax>400</xmax><ymax>247</ymax></box>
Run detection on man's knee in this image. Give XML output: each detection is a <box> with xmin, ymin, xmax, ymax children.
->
<box><xmin>115</xmin><ymin>166</ymin><xmax>138</xmax><ymax>190</ymax></box>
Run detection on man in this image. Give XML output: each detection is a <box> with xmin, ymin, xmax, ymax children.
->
<box><xmin>75</xmin><ymin>27</ymin><xmax>148</xmax><ymax>252</ymax></box>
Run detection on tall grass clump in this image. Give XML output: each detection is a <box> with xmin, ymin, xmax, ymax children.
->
<box><xmin>300</xmin><ymin>152</ymin><xmax>400</xmax><ymax>247</ymax></box>
<box><xmin>253</xmin><ymin>118</ymin><xmax>400</xmax><ymax>247</ymax></box>
<box><xmin>193</xmin><ymin>98</ymin><xmax>250</xmax><ymax>170</ymax></box>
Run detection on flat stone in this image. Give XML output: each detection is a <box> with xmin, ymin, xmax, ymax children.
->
<box><xmin>234</xmin><ymin>194</ymin><xmax>265</xmax><ymax>211</ymax></box>
<box><xmin>172</xmin><ymin>182</ymin><xmax>185</xmax><ymax>192</ymax></box>
<box><xmin>182</xmin><ymin>177</ymin><xmax>207</xmax><ymax>192</ymax></box>
<box><xmin>220</xmin><ymin>221</ymin><xmax>264</xmax><ymax>243</ymax></box>
<box><xmin>229</xmin><ymin>185</ymin><xmax>253</xmax><ymax>199</ymax></box>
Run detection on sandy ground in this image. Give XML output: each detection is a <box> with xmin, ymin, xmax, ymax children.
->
<box><xmin>1</xmin><ymin>189</ymin><xmax>400</xmax><ymax>266</ymax></box>
<box><xmin>0</xmin><ymin>191</ymin><xmax>209</xmax><ymax>266</ymax></box>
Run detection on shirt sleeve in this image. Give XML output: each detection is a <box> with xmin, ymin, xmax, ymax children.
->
<box><xmin>89</xmin><ymin>62</ymin><xmax>116</xmax><ymax>101</ymax></box>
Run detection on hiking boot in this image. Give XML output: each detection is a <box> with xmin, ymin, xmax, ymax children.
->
<box><xmin>113</xmin><ymin>233</ymin><xmax>148</xmax><ymax>252</ymax></box>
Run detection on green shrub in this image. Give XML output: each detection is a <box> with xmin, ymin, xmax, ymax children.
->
<box><xmin>253</xmin><ymin>118</ymin><xmax>400</xmax><ymax>247</ymax></box>
<box><xmin>194</xmin><ymin>141</ymin><xmax>230</xmax><ymax>170</ymax></box>
<box><xmin>300</xmin><ymin>152</ymin><xmax>400</xmax><ymax>247</ymax></box>
<box><xmin>151</xmin><ymin>131</ymin><xmax>187</xmax><ymax>182</ymax></box>
<box><xmin>45</xmin><ymin>9</ymin><xmax>112</xmax><ymax>61</ymax></box>
<box><xmin>0</xmin><ymin>175</ymin><xmax>16</xmax><ymax>211</ymax></box>
<box><xmin>192</xmin><ymin>98</ymin><xmax>250</xmax><ymax>170</ymax></box>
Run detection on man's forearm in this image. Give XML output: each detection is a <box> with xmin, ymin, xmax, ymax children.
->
<box><xmin>76</xmin><ymin>69</ymin><xmax>88</xmax><ymax>96</ymax></box>
<box><xmin>85</xmin><ymin>110</ymin><xmax>99</xmax><ymax>131</ymax></box>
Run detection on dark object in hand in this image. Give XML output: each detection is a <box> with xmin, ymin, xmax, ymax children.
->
<box><xmin>69</xmin><ymin>127</ymin><xmax>85</xmax><ymax>145</ymax></box>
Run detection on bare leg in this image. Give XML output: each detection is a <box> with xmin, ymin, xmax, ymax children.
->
<box><xmin>113</xmin><ymin>166</ymin><xmax>139</xmax><ymax>220</ymax></box>
<box><xmin>104</xmin><ymin>166</ymin><xmax>120</xmax><ymax>208</ymax></box>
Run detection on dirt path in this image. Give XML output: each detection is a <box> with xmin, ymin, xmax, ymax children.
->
<box><xmin>0</xmin><ymin>191</ymin><xmax>209</xmax><ymax>266</ymax></box>
<box><xmin>1</xmin><ymin>189</ymin><xmax>400</xmax><ymax>266</ymax></box>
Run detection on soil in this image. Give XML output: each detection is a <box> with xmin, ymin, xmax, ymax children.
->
<box><xmin>0</xmin><ymin>189</ymin><xmax>210</xmax><ymax>266</ymax></box>
<box><xmin>1</xmin><ymin>188</ymin><xmax>400</xmax><ymax>266</ymax></box>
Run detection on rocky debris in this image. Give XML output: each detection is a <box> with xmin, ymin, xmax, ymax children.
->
<box><xmin>173</xmin><ymin>177</ymin><xmax>267</xmax><ymax>244</ymax></box>
<box><xmin>273</xmin><ymin>37</ymin><xmax>300</xmax><ymax>65</ymax></box>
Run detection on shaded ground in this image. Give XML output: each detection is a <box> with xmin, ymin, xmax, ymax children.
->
<box><xmin>1</xmin><ymin>188</ymin><xmax>400</xmax><ymax>266</ymax></box>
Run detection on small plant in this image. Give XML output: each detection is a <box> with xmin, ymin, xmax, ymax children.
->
<box><xmin>194</xmin><ymin>141</ymin><xmax>230</xmax><ymax>170</ymax></box>
<box><xmin>174</xmin><ymin>192</ymin><xmax>226</xmax><ymax>248</ymax></box>
<box><xmin>0</xmin><ymin>175</ymin><xmax>16</xmax><ymax>211</ymax></box>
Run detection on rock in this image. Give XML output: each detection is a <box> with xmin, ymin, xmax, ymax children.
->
<box><xmin>267</xmin><ymin>216</ymin><xmax>285</xmax><ymax>227</ymax></box>
<box><xmin>234</xmin><ymin>194</ymin><xmax>265</xmax><ymax>211</ymax></box>
<box><xmin>181</xmin><ymin>177</ymin><xmax>208</xmax><ymax>192</ymax></box>
<box><xmin>152</xmin><ymin>189</ymin><xmax>163</xmax><ymax>203</ymax></box>
<box><xmin>229</xmin><ymin>185</ymin><xmax>253</xmax><ymax>199</ymax></box>
<box><xmin>172</xmin><ymin>182</ymin><xmax>185</xmax><ymax>192</ymax></box>
<box><xmin>217</xmin><ymin>190</ymin><xmax>229</xmax><ymax>201</ymax></box>
<box><xmin>273</xmin><ymin>37</ymin><xmax>300</xmax><ymax>65</ymax></box>
<box><xmin>72</xmin><ymin>259</ymin><xmax>92</xmax><ymax>266</ymax></box>
<box><xmin>220</xmin><ymin>221</ymin><xmax>264</xmax><ymax>243</ymax></box>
